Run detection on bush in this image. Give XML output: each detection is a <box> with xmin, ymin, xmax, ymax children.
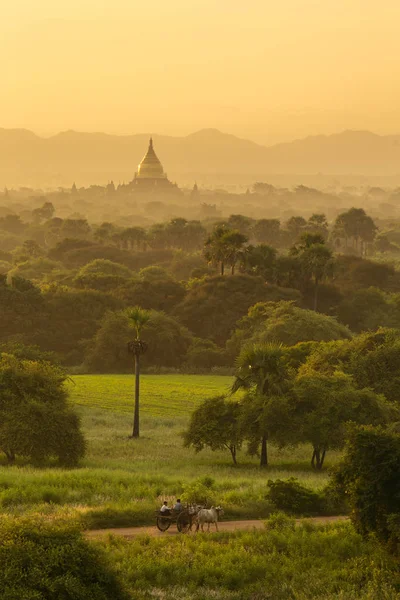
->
<box><xmin>265</xmin><ymin>511</ymin><xmax>296</xmax><ymax>531</ymax></box>
<box><xmin>267</xmin><ymin>478</ymin><xmax>323</xmax><ymax>515</ymax></box>
<box><xmin>0</xmin><ymin>517</ymin><xmax>129</xmax><ymax>600</ymax></box>
<box><xmin>0</xmin><ymin>354</ymin><xmax>85</xmax><ymax>466</ymax></box>
<box><xmin>332</xmin><ymin>425</ymin><xmax>400</xmax><ymax>551</ymax></box>
<box><xmin>181</xmin><ymin>479</ymin><xmax>217</xmax><ymax>506</ymax></box>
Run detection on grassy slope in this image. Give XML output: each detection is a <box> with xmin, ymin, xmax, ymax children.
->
<box><xmin>0</xmin><ymin>375</ymin><xmax>339</xmax><ymax>528</ymax></box>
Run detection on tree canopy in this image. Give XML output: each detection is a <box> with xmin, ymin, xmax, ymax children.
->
<box><xmin>0</xmin><ymin>354</ymin><xmax>85</xmax><ymax>465</ymax></box>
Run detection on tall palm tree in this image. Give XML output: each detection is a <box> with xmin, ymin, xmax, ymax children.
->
<box><xmin>291</xmin><ymin>233</ymin><xmax>333</xmax><ymax>311</ymax></box>
<box><xmin>126</xmin><ymin>306</ymin><xmax>151</xmax><ymax>438</ymax></box>
<box><xmin>204</xmin><ymin>226</ymin><xmax>247</xmax><ymax>275</ymax></box>
<box><xmin>232</xmin><ymin>343</ymin><xmax>290</xmax><ymax>467</ymax></box>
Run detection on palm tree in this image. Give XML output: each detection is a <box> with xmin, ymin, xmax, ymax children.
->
<box><xmin>204</xmin><ymin>226</ymin><xmax>247</xmax><ymax>275</ymax></box>
<box><xmin>126</xmin><ymin>306</ymin><xmax>151</xmax><ymax>438</ymax></box>
<box><xmin>232</xmin><ymin>343</ymin><xmax>290</xmax><ymax>467</ymax></box>
<box><xmin>291</xmin><ymin>233</ymin><xmax>333</xmax><ymax>311</ymax></box>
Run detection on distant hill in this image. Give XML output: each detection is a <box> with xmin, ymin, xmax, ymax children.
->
<box><xmin>1</xmin><ymin>127</ymin><xmax>400</xmax><ymax>188</ymax></box>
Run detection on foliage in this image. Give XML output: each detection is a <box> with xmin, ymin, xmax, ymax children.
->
<box><xmin>181</xmin><ymin>478</ymin><xmax>217</xmax><ymax>506</ymax></box>
<box><xmin>0</xmin><ymin>354</ymin><xmax>85</xmax><ymax>465</ymax></box>
<box><xmin>239</xmin><ymin>243</ymin><xmax>277</xmax><ymax>281</ymax></box>
<box><xmin>290</xmin><ymin>371</ymin><xmax>395</xmax><ymax>469</ymax></box>
<box><xmin>334</xmin><ymin>207</ymin><xmax>377</xmax><ymax>254</ymax></box>
<box><xmin>0</xmin><ymin>341</ymin><xmax>58</xmax><ymax>364</ymax></box>
<box><xmin>264</xmin><ymin>510</ymin><xmax>296</xmax><ymax>530</ymax></box>
<box><xmin>185</xmin><ymin>338</ymin><xmax>227</xmax><ymax>369</ymax></box>
<box><xmin>73</xmin><ymin>259</ymin><xmax>134</xmax><ymax>290</ymax></box>
<box><xmin>267</xmin><ymin>479</ymin><xmax>323</xmax><ymax>515</ymax></box>
<box><xmin>204</xmin><ymin>225</ymin><xmax>247</xmax><ymax>275</ymax></box>
<box><xmin>85</xmin><ymin>309</ymin><xmax>193</xmax><ymax>372</ymax></box>
<box><xmin>233</xmin><ymin>343</ymin><xmax>292</xmax><ymax>466</ymax></box>
<box><xmin>336</xmin><ymin>287</ymin><xmax>400</xmax><ymax>332</ymax></box>
<box><xmin>0</xmin><ymin>517</ymin><xmax>129</xmax><ymax>600</ymax></box>
<box><xmin>184</xmin><ymin>396</ymin><xmax>243</xmax><ymax>464</ymax></box>
<box><xmin>115</xmin><ymin>275</ymin><xmax>185</xmax><ymax>312</ymax></box>
<box><xmin>333</xmin><ymin>426</ymin><xmax>400</xmax><ymax>551</ymax></box>
<box><xmin>42</xmin><ymin>286</ymin><xmax>122</xmax><ymax>365</ymax></box>
<box><xmin>227</xmin><ymin>300</ymin><xmax>351</xmax><ymax>358</ymax></box>
<box><xmin>290</xmin><ymin>233</ymin><xmax>333</xmax><ymax>310</ymax></box>
<box><xmin>303</xmin><ymin>329</ymin><xmax>400</xmax><ymax>406</ymax></box>
<box><xmin>176</xmin><ymin>275</ymin><xmax>300</xmax><ymax>345</ymax></box>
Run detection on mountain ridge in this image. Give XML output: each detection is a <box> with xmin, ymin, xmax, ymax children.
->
<box><xmin>0</xmin><ymin>127</ymin><xmax>400</xmax><ymax>187</ymax></box>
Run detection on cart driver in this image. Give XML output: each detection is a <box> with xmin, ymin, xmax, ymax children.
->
<box><xmin>160</xmin><ymin>501</ymin><xmax>171</xmax><ymax>515</ymax></box>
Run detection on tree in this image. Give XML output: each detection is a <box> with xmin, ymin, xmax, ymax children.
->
<box><xmin>252</xmin><ymin>219</ymin><xmax>281</xmax><ymax>246</ymax></box>
<box><xmin>176</xmin><ymin>275</ymin><xmax>300</xmax><ymax>346</ymax></box>
<box><xmin>204</xmin><ymin>226</ymin><xmax>247</xmax><ymax>275</ymax></box>
<box><xmin>232</xmin><ymin>343</ymin><xmax>291</xmax><ymax>467</ymax></box>
<box><xmin>85</xmin><ymin>310</ymin><xmax>193</xmax><ymax>373</ymax></box>
<box><xmin>0</xmin><ymin>354</ymin><xmax>85</xmax><ymax>465</ymax></box>
<box><xmin>306</xmin><ymin>213</ymin><xmax>328</xmax><ymax>238</ymax></box>
<box><xmin>334</xmin><ymin>255</ymin><xmax>395</xmax><ymax>291</ymax></box>
<box><xmin>239</xmin><ymin>244</ymin><xmax>277</xmax><ymax>281</ymax></box>
<box><xmin>227</xmin><ymin>214</ymin><xmax>254</xmax><ymax>236</ymax></box>
<box><xmin>184</xmin><ymin>396</ymin><xmax>243</xmax><ymax>464</ymax></box>
<box><xmin>112</xmin><ymin>226</ymin><xmax>147</xmax><ymax>251</ymax></box>
<box><xmin>227</xmin><ymin>301</ymin><xmax>351</xmax><ymax>359</ymax></box>
<box><xmin>334</xmin><ymin>208</ymin><xmax>377</xmax><ymax>255</ymax></box>
<box><xmin>332</xmin><ymin>426</ymin><xmax>400</xmax><ymax>549</ymax></box>
<box><xmin>115</xmin><ymin>270</ymin><xmax>185</xmax><ymax>312</ymax></box>
<box><xmin>290</xmin><ymin>233</ymin><xmax>333</xmax><ymax>311</ymax></box>
<box><xmin>303</xmin><ymin>329</ymin><xmax>400</xmax><ymax>407</ymax></box>
<box><xmin>7</xmin><ymin>258</ymin><xmax>64</xmax><ymax>284</ymax></box>
<box><xmin>0</xmin><ymin>214</ymin><xmax>25</xmax><ymax>234</ymax></box>
<box><xmin>126</xmin><ymin>306</ymin><xmax>151</xmax><ymax>438</ymax></box>
<box><xmin>291</xmin><ymin>372</ymin><xmax>395</xmax><ymax>469</ymax></box>
<box><xmin>73</xmin><ymin>259</ymin><xmax>134</xmax><ymax>291</ymax></box>
<box><xmin>336</xmin><ymin>287</ymin><xmax>399</xmax><ymax>333</ymax></box>
<box><xmin>32</xmin><ymin>201</ymin><xmax>55</xmax><ymax>223</ymax></box>
<box><xmin>284</xmin><ymin>216</ymin><xmax>307</xmax><ymax>245</ymax></box>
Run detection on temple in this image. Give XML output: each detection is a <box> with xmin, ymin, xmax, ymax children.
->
<box><xmin>130</xmin><ymin>137</ymin><xmax>180</xmax><ymax>192</ymax></box>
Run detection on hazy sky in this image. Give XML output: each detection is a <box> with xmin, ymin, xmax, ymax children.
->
<box><xmin>2</xmin><ymin>0</ymin><xmax>400</xmax><ymax>144</ymax></box>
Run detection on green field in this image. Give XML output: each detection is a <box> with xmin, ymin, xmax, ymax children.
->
<box><xmin>0</xmin><ymin>374</ymin><xmax>339</xmax><ymax>528</ymax></box>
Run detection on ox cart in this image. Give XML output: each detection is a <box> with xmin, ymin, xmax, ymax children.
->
<box><xmin>156</xmin><ymin>504</ymin><xmax>200</xmax><ymax>534</ymax></box>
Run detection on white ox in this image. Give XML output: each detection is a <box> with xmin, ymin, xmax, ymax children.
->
<box><xmin>194</xmin><ymin>506</ymin><xmax>224</xmax><ymax>532</ymax></box>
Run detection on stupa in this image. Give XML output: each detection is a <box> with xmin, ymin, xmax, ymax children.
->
<box><xmin>131</xmin><ymin>137</ymin><xmax>179</xmax><ymax>192</ymax></box>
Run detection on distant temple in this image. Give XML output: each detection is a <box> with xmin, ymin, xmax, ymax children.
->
<box><xmin>130</xmin><ymin>137</ymin><xmax>180</xmax><ymax>193</ymax></box>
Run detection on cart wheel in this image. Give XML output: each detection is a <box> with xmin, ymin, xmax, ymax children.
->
<box><xmin>156</xmin><ymin>516</ymin><xmax>171</xmax><ymax>532</ymax></box>
<box><xmin>177</xmin><ymin>511</ymin><xmax>191</xmax><ymax>534</ymax></box>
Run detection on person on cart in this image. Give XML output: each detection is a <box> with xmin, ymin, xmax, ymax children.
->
<box><xmin>160</xmin><ymin>501</ymin><xmax>171</xmax><ymax>515</ymax></box>
<box><xmin>173</xmin><ymin>499</ymin><xmax>183</xmax><ymax>512</ymax></box>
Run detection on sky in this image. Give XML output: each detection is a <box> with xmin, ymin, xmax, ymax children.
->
<box><xmin>2</xmin><ymin>0</ymin><xmax>400</xmax><ymax>144</ymax></box>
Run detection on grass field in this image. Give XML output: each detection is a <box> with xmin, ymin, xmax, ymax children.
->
<box><xmin>0</xmin><ymin>374</ymin><xmax>341</xmax><ymax>528</ymax></box>
<box><xmin>98</xmin><ymin>520</ymin><xmax>400</xmax><ymax>599</ymax></box>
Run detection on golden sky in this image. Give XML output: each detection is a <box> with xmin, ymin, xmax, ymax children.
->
<box><xmin>2</xmin><ymin>0</ymin><xmax>400</xmax><ymax>144</ymax></box>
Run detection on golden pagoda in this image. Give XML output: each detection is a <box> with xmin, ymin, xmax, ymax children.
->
<box><xmin>136</xmin><ymin>137</ymin><xmax>167</xmax><ymax>180</ymax></box>
<box><xmin>131</xmin><ymin>137</ymin><xmax>179</xmax><ymax>192</ymax></box>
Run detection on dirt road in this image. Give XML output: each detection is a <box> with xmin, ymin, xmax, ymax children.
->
<box><xmin>86</xmin><ymin>515</ymin><xmax>348</xmax><ymax>540</ymax></box>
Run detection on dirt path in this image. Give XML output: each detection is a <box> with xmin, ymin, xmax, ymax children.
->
<box><xmin>86</xmin><ymin>515</ymin><xmax>348</xmax><ymax>540</ymax></box>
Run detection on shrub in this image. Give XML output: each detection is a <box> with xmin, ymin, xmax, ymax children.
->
<box><xmin>267</xmin><ymin>478</ymin><xmax>323</xmax><ymax>515</ymax></box>
<box><xmin>181</xmin><ymin>479</ymin><xmax>216</xmax><ymax>506</ymax></box>
<box><xmin>265</xmin><ymin>511</ymin><xmax>296</xmax><ymax>531</ymax></box>
<box><xmin>332</xmin><ymin>425</ymin><xmax>400</xmax><ymax>551</ymax></box>
<box><xmin>0</xmin><ymin>354</ymin><xmax>85</xmax><ymax>466</ymax></box>
<box><xmin>0</xmin><ymin>517</ymin><xmax>129</xmax><ymax>600</ymax></box>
